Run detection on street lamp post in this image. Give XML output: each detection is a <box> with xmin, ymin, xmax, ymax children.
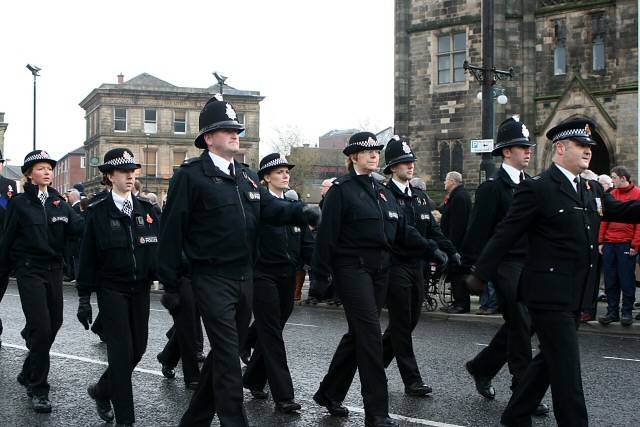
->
<box><xmin>463</xmin><ymin>0</ymin><xmax>514</xmax><ymax>182</ymax></box>
<box><xmin>26</xmin><ymin>64</ymin><xmax>41</xmax><ymax>151</ymax></box>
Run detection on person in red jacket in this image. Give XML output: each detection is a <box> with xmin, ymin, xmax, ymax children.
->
<box><xmin>598</xmin><ymin>165</ymin><xmax>640</xmax><ymax>326</ymax></box>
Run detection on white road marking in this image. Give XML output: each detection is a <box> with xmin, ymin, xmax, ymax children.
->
<box><xmin>604</xmin><ymin>356</ymin><xmax>640</xmax><ymax>362</ymax></box>
<box><xmin>2</xmin><ymin>342</ymin><xmax>466</xmax><ymax>426</ymax></box>
<box><xmin>345</xmin><ymin>405</ymin><xmax>466</xmax><ymax>427</ymax></box>
<box><xmin>285</xmin><ymin>322</ymin><xmax>318</xmax><ymax>328</ymax></box>
<box><xmin>474</xmin><ymin>343</ymin><xmax>488</xmax><ymax>346</ymax></box>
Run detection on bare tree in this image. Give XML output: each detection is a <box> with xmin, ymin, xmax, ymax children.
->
<box><xmin>269</xmin><ymin>125</ymin><xmax>313</xmax><ymax>155</ymax></box>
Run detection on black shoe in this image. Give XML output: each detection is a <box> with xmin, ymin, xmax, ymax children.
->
<box><xmin>465</xmin><ymin>361</ymin><xmax>495</xmax><ymax>399</ymax></box>
<box><xmin>88</xmin><ymin>384</ymin><xmax>114</xmax><ymax>422</ymax></box>
<box><xmin>439</xmin><ymin>305</ymin><xmax>469</xmax><ymax>314</ymax></box>
<box><xmin>621</xmin><ymin>315</ymin><xmax>633</xmax><ymax>326</ymax></box>
<box><xmin>598</xmin><ymin>314</ymin><xmax>620</xmax><ymax>325</ymax></box>
<box><xmin>404</xmin><ymin>382</ymin><xmax>432</xmax><ymax>397</ymax></box>
<box><xmin>313</xmin><ymin>391</ymin><xmax>349</xmax><ymax>417</ymax></box>
<box><xmin>303</xmin><ymin>297</ymin><xmax>320</xmax><ymax>305</ymax></box>
<box><xmin>365</xmin><ymin>415</ymin><xmax>399</xmax><ymax>427</ymax></box>
<box><xmin>240</xmin><ymin>349</ymin><xmax>251</xmax><ymax>365</ymax></box>
<box><xmin>248</xmin><ymin>388</ymin><xmax>268</xmax><ymax>399</ymax></box>
<box><xmin>157</xmin><ymin>353</ymin><xmax>175</xmax><ymax>379</ymax></box>
<box><xmin>275</xmin><ymin>400</ymin><xmax>302</xmax><ymax>413</ymax></box>
<box><xmin>533</xmin><ymin>403</ymin><xmax>550</xmax><ymax>416</ymax></box>
<box><xmin>31</xmin><ymin>395</ymin><xmax>52</xmax><ymax>413</ymax></box>
<box><xmin>195</xmin><ymin>351</ymin><xmax>206</xmax><ymax>363</ymax></box>
<box><xmin>185</xmin><ymin>381</ymin><xmax>199</xmax><ymax>391</ymax></box>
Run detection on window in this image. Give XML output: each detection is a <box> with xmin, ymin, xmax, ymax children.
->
<box><xmin>439</xmin><ymin>142</ymin><xmax>451</xmax><ymax>181</ymax></box>
<box><xmin>173</xmin><ymin>151</ymin><xmax>186</xmax><ymax>168</ymax></box>
<box><xmin>144</xmin><ymin>108</ymin><xmax>157</xmax><ymax>134</ymax></box>
<box><xmin>437</xmin><ymin>32</ymin><xmax>466</xmax><ymax>84</ymax></box>
<box><xmin>553</xmin><ymin>20</ymin><xmax>567</xmax><ymax>75</ymax></box>
<box><xmin>592</xmin><ymin>14</ymin><xmax>606</xmax><ymax>71</ymax></box>
<box><xmin>236</xmin><ymin>112</ymin><xmax>246</xmax><ymax>137</ymax></box>
<box><xmin>439</xmin><ymin>140</ymin><xmax>463</xmax><ymax>180</ymax></box>
<box><xmin>114</xmin><ymin>108</ymin><xmax>127</xmax><ymax>132</ymax></box>
<box><xmin>592</xmin><ymin>37</ymin><xmax>605</xmax><ymax>71</ymax></box>
<box><xmin>174</xmin><ymin>110</ymin><xmax>186</xmax><ymax>134</ymax></box>
<box><xmin>143</xmin><ymin>149</ymin><xmax>157</xmax><ymax>177</ymax></box>
<box><xmin>80</xmin><ymin>156</ymin><xmax>86</xmax><ymax>169</ymax></box>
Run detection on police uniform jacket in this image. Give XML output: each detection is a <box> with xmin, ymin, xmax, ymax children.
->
<box><xmin>0</xmin><ymin>183</ymin><xmax>83</xmax><ymax>274</ymax></box>
<box><xmin>386</xmin><ymin>180</ymin><xmax>456</xmax><ymax>263</ymax></box>
<box><xmin>255</xmin><ymin>193</ymin><xmax>314</xmax><ymax>275</ymax></box>
<box><xmin>77</xmin><ymin>194</ymin><xmax>159</xmax><ymax>296</ymax></box>
<box><xmin>157</xmin><ymin>151</ymin><xmax>308</xmax><ymax>291</ymax></box>
<box><xmin>461</xmin><ymin>166</ymin><xmax>528</xmax><ymax>266</ymax></box>
<box><xmin>473</xmin><ymin>164</ymin><xmax>640</xmax><ymax>312</ymax></box>
<box><xmin>313</xmin><ymin>172</ymin><xmax>439</xmax><ymax>279</ymax></box>
<box><xmin>439</xmin><ymin>184</ymin><xmax>472</xmax><ymax>250</ymax></box>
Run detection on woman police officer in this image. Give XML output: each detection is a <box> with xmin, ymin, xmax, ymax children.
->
<box><xmin>0</xmin><ymin>150</ymin><xmax>83</xmax><ymax>413</ymax></box>
<box><xmin>311</xmin><ymin>132</ymin><xmax>446</xmax><ymax>427</ymax></box>
<box><xmin>241</xmin><ymin>153</ymin><xmax>314</xmax><ymax>413</ymax></box>
<box><xmin>76</xmin><ymin>148</ymin><xmax>160</xmax><ymax>426</ymax></box>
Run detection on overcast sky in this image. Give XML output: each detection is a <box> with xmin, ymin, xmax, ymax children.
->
<box><xmin>0</xmin><ymin>0</ymin><xmax>394</xmax><ymax>165</ymax></box>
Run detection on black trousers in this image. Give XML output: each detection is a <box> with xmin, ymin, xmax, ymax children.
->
<box><xmin>316</xmin><ymin>263</ymin><xmax>390</xmax><ymax>417</ymax></box>
<box><xmin>0</xmin><ymin>273</ymin><xmax>9</xmax><ymax>337</ymax></box>
<box><xmin>94</xmin><ymin>287</ymin><xmax>150</xmax><ymax>424</ymax></box>
<box><xmin>468</xmin><ymin>261</ymin><xmax>532</xmax><ymax>389</ymax></box>
<box><xmin>243</xmin><ymin>270</ymin><xmax>296</xmax><ymax>402</ymax></box>
<box><xmin>382</xmin><ymin>262</ymin><xmax>424</xmax><ymax>386</ymax></box>
<box><xmin>180</xmin><ymin>273</ymin><xmax>252</xmax><ymax>427</ymax></box>
<box><xmin>16</xmin><ymin>263</ymin><xmax>63</xmax><ymax>398</ymax></box>
<box><xmin>501</xmin><ymin>310</ymin><xmax>587</xmax><ymax>427</ymax></box>
<box><xmin>159</xmin><ymin>277</ymin><xmax>201</xmax><ymax>383</ymax></box>
<box><xmin>450</xmin><ymin>270</ymin><xmax>470</xmax><ymax>310</ymax></box>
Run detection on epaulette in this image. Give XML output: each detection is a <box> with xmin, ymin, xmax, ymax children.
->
<box><xmin>88</xmin><ymin>197</ymin><xmax>107</xmax><ymax>209</ymax></box>
<box><xmin>240</xmin><ymin>162</ymin><xmax>250</xmax><ymax>167</ymax></box>
<box><xmin>181</xmin><ymin>157</ymin><xmax>201</xmax><ymax>167</ymax></box>
<box><xmin>332</xmin><ymin>174</ymin><xmax>352</xmax><ymax>186</ymax></box>
<box><xmin>532</xmin><ymin>175</ymin><xmax>541</xmax><ymax>180</ymax></box>
<box><xmin>135</xmin><ymin>196</ymin><xmax>153</xmax><ymax>206</ymax></box>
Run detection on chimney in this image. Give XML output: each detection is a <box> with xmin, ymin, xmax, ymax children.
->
<box><xmin>117</xmin><ymin>73</ymin><xmax>124</xmax><ymax>84</ymax></box>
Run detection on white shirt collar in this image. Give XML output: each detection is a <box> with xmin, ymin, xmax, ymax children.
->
<box><xmin>553</xmin><ymin>163</ymin><xmax>579</xmax><ymax>191</ymax></box>
<box><xmin>208</xmin><ymin>151</ymin><xmax>233</xmax><ymax>176</ymax></box>
<box><xmin>501</xmin><ymin>163</ymin><xmax>524</xmax><ymax>184</ymax></box>
<box><xmin>392</xmin><ymin>178</ymin><xmax>411</xmax><ymax>197</ymax></box>
<box><xmin>269</xmin><ymin>189</ymin><xmax>284</xmax><ymax>199</ymax></box>
<box><xmin>111</xmin><ymin>190</ymin><xmax>133</xmax><ymax>212</ymax></box>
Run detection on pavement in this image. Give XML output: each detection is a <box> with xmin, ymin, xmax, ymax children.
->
<box><xmin>1</xmin><ymin>281</ymin><xmax>639</xmax><ymax>426</ymax></box>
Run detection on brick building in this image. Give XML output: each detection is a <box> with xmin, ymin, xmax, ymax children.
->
<box><xmin>52</xmin><ymin>147</ymin><xmax>85</xmax><ymax>193</ymax></box>
<box><xmin>395</xmin><ymin>0</ymin><xmax>638</xmax><ymax>188</ymax></box>
<box><xmin>318</xmin><ymin>129</ymin><xmax>359</xmax><ymax>149</ymax></box>
<box><xmin>79</xmin><ymin>73</ymin><xmax>264</xmax><ymax>201</ymax></box>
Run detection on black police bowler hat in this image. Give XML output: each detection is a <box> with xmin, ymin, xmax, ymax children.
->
<box><xmin>98</xmin><ymin>148</ymin><xmax>141</xmax><ymax>173</ymax></box>
<box><xmin>343</xmin><ymin>132</ymin><xmax>384</xmax><ymax>156</ymax></box>
<box><xmin>194</xmin><ymin>95</ymin><xmax>245</xmax><ymax>149</ymax></box>
<box><xmin>258</xmin><ymin>153</ymin><xmax>295</xmax><ymax>179</ymax></box>
<box><xmin>383</xmin><ymin>135</ymin><xmax>417</xmax><ymax>174</ymax></box>
<box><xmin>492</xmin><ymin>116</ymin><xmax>536</xmax><ymax>156</ymax></box>
<box><xmin>546</xmin><ymin>119</ymin><xmax>597</xmax><ymax>146</ymax></box>
<box><xmin>22</xmin><ymin>150</ymin><xmax>57</xmax><ymax>173</ymax></box>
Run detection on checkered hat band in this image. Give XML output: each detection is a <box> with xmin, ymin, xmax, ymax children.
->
<box><xmin>260</xmin><ymin>158</ymin><xmax>289</xmax><ymax>170</ymax></box>
<box><xmin>24</xmin><ymin>153</ymin><xmax>52</xmax><ymax>163</ymax></box>
<box><xmin>352</xmin><ymin>140</ymin><xmax>382</xmax><ymax>148</ymax></box>
<box><xmin>552</xmin><ymin>129</ymin><xmax>591</xmax><ymax>142</ymax></box>
<box><xmin>106</xmin><ymin>157</ymin><xmax>138</xmax><ymax>166</ymax></box>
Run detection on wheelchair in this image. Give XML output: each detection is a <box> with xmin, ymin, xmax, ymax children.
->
<box><xmin>423</xmin><ymin>262</ymin><xmax>454</xmax><ymax>311</ymax></box>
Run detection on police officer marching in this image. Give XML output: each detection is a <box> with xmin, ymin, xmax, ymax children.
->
<box><xmin>467</xmin><ymin>119</ymin><xmax>640</xmax><ymax>426</ymax></box>
<box><xmin>242</xmin><ymin>153</ymin><xmax>314</xmax><ymax>413</ymax></box>
<box><xmin>76</xmin><ymin>148</ymin><xmax>160</xmax><ymax>426</ymax></box>
<box><xmin>380</xmin><ymin>136</ymin><xmax>458</xmax><ymax>397</ymax></box>
<box><xmin>0</xmin><ymin>150</ymin><xmax>83</xmax><ymax>413</ymax></box>
<box><xmin>0</xmin><ymin>149</ymin><xmax>18</xmax><ymax>347</ymax></box>
<box><xmin>157</xmin><ymin>95</ymin><xmax>319</xmax><ymax>427</ymax></box>
<box><xmin>312</xmin><ymin>132</ymin><xmax>445</xmax><ymax>427</ymax></box>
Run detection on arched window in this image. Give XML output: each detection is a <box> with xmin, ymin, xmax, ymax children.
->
<box><xmin>439</xmin><ymin>141</ymin><xmax>451</xmax><ymax>181</ymax></box>
<box><xmin>451</xmin><ymin>142</ymin><xmax>464</xmax><ymax>173</ymax></box>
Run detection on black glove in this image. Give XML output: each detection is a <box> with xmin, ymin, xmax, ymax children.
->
<box><xmin>465</xmin><ymin>274</ymin><xmax>486</xmax><ymax>296</ymax></box>
<box><xmin>450</xmin><ymin>252</ymin><xmax>462</xmax><ymax>267</ymax></box>
<box><xmin>77</xmin><ymin>295</ymin><xmax>93</xmax><ymax>330</ymax></box>
<box><xmin>432</xmin><ymin>249</ymin><xmax>448</xmax><ymax>267</ymax></box>
<box><xmin>161</xmin><ymin>292</ymin><xmax>181</xmax><ymax>312</ymax></box>
<box><xmin>302</xmin><ymin>205</ymin><xmax>321</xmax><ymax>227</ymax></box>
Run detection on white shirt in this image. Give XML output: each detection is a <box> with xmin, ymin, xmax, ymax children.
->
<box><xmin>111</xmin><ymin>190</ymin><xmax>133</xmax><ymax>212</ymax></box>
<box><xmin>554</xmin><ymin>163</ymin><xmax>579</xmax><ymax>192</ymax></box>
<box><xmin>269</xmin><ymin>189</ymin><xmax>284</xmax><ymax>199</ymax></box>
<box><xmin>501</xmin><ymin>163</ymin><xmax>524</xmax><ymax>184</ymax></box>
<box><xmin>209</xmin><ymin>151</ymin><xmax>233</xmax><ymax>176</ymax></box>
<box><xmin>38</xmin><ymin>190</ymin><xmax>48</xmax><ymax>200</ymax></box>
<box><xmin>392</xmin><ymin>178</ymin><xmax>412</xmax><ymax>197</ymax></box>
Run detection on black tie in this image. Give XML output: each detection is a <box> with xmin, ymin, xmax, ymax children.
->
<box><xmin>573</xmin><ymin>177</ymin><xmax>583</xmax><ymax>203</ymax></box>
<box><xmin>519</xmin><ymin>172</ymin><xmax>525</xmax><ymax>183</ymax></box>
<box><xmin>228</xmin><ymin>163</ymin><xmax>235</xmax><ymax>178</ymax></box>
<box><xmin>404</xmin><ymin>187</ymin><xmax>409</xmax><ymax>196</ymax></box>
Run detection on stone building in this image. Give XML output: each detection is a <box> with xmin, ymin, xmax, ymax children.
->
<box><xmin>395</xmin><ymin>0</ymin><xmax>638</xmax><ymax>188</ymax></box>
<box><xmin>52</xmin><ymin>147</ymin><xmax>86</xmax><ymax>193</ymax></box>
<box><xmin>79</xmin><ymin>73</ymin><xmax>264</xmax><ymax>200</ymax></box>
<box><xmin>0</xmin><ymin>113</ymin><xmax>8</xmax><ymax>155</ymax></box>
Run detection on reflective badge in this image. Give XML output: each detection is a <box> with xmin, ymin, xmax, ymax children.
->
<box><xmin>292</xmin><ymin>226</ymin><xmax>301</xmax><ymax>233</ymax></box>
<box><xmin>136</xmin><ymin>216</ymin><xmax>144</xmax><ymax>226</ymax></box>
<box><xmin>388</xmin><ymin>211</ymin><xmax>399</xmax><ymax>219</ymax></box>
<box><xmin>595</xmin><ymin>197</ymin><xmax>603</xmax><ymax>216</ymax></box>
<box><xmin>50</xmin><ymin>216</ymin><xmax>68</xmax><ymax>223</ymax></box>
<box><xmin>379</xmin><ymin>192</ymin><xmax>387</xmax><ymax>202</ymax></box>
<box><xmin>420</xmin><ymin>213</ymin><xmax>430</xmax><ymax>220</ymax></box>
<box><xmin>139</xmin><ymin>236</ymin><xmax>158</xmax><ymax>244</ymax></box>
<box><xmin>247</xmin><ymin>192</ymin><xmax>261</xmax><ymax>200</ymax></box>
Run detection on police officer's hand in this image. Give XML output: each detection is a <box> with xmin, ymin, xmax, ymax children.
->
<box><xmin>432</xmin><ymin>249</ymin><xmax>448</xmax><ymax>267</ymax></box>
<box><xmin>465</xmin><ymin>274</ymin><xmax>486</xmax><ymax>296</ymax></box>
<box><xmin>450</xmin><ymin>252</ymin><xmax>462</xmax><ymax>267</ymax></box>
<box><xmin>161</xmin><ymin>292</ymin><xmax>181</xmax><ymax>312</ymax></box>
<box><xmin>302</xmin><ymin>205</ymin><xmax>321</xmax><ymax>227</ymax></box>
<box><xmin>77</xmin><ymin>296</ymin><xmax>93</xmax><ymax>330</ymax></box>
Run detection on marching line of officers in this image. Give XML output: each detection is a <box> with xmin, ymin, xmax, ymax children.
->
<box><xmin>0</xmin><ymin>91</ymin><xmax>637</xmax><ymax>427</ymax></box>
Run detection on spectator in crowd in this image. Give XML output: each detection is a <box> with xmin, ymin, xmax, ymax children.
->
<box><xmin>598</xmin><ymin>174</ymin><xmax>613</xmax><ymax>192</ymax></box>
<box><xmin>144</xmin><ymin>192</ymin><xmax>162</xmax><ymax>218</ymax></box>
<box><xmin>598</xmin><ymin>165</ymin><xmax>640</xmax><ymax>326</ymax></box>
<box><xmin>438</xmin><ymin>171</ymin><xmax>472</xmax><ymax>314</ymax></box>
